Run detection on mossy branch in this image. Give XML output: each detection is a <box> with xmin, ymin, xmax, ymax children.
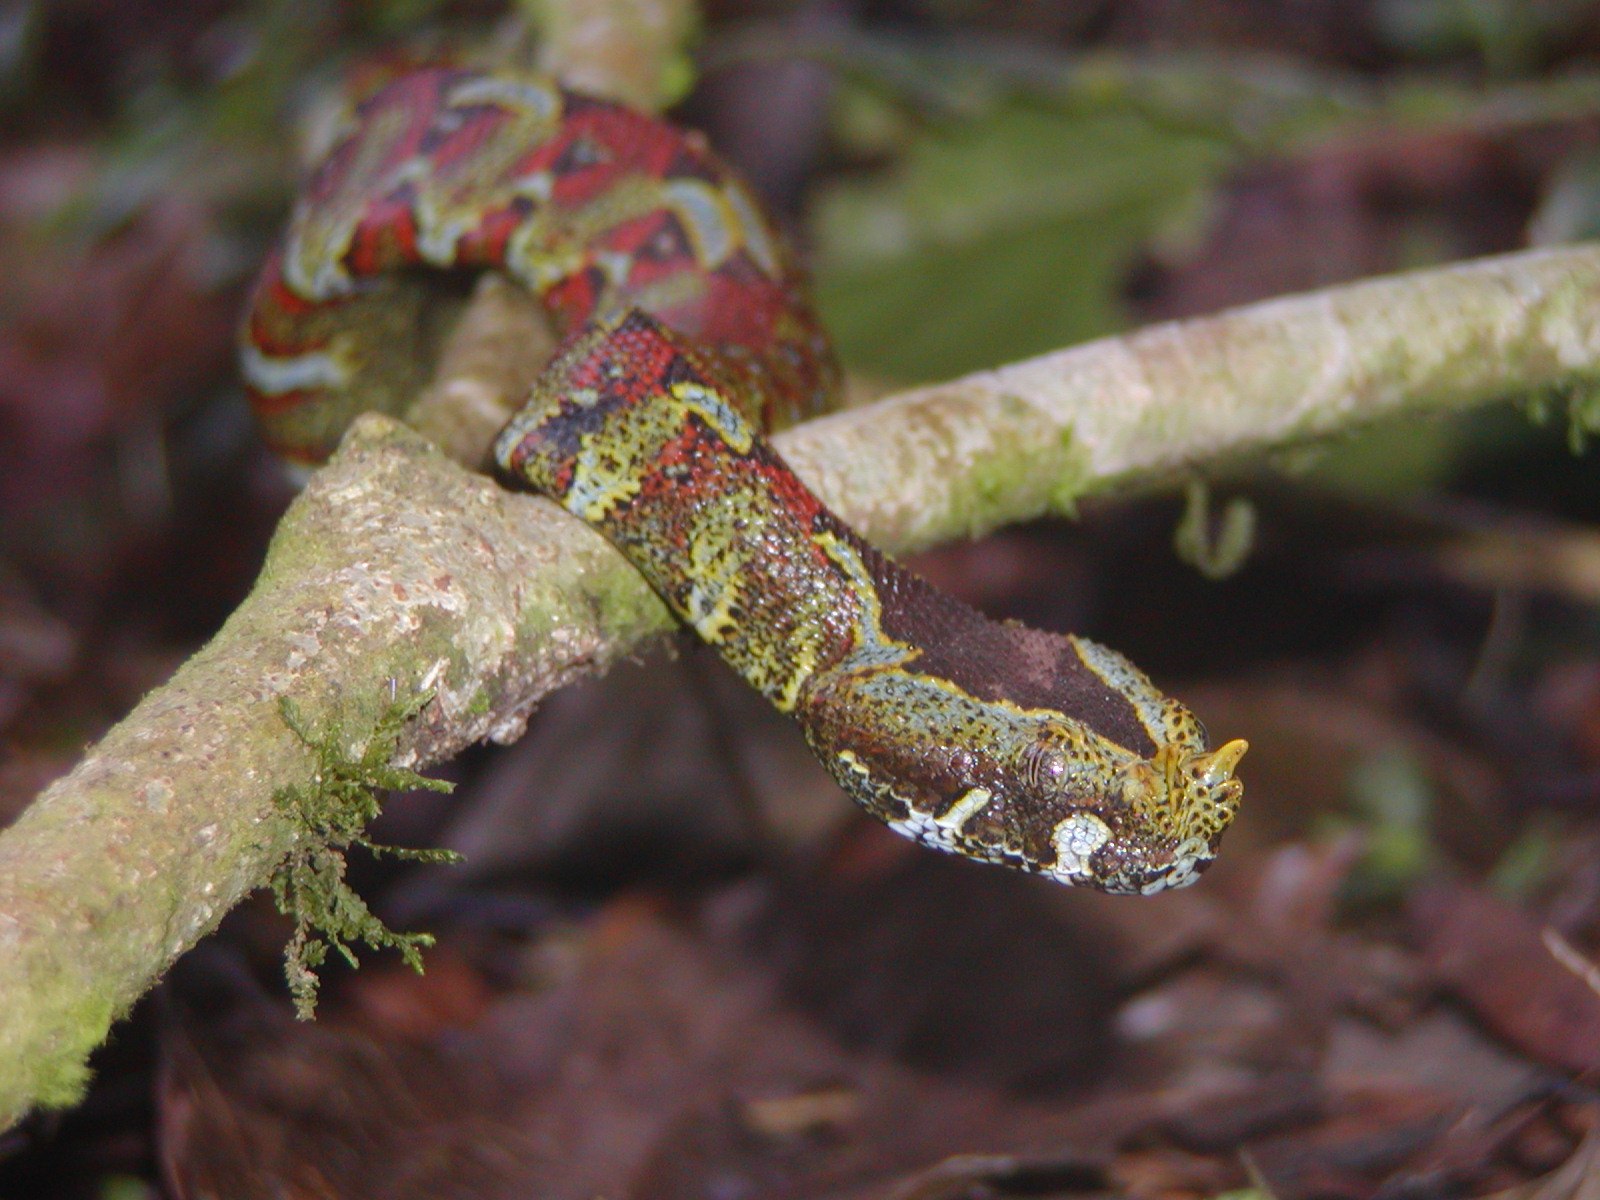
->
<box><xmin>0</xmin><ymin>243</ymin><xmax>1598</xmax><ymax>1128</ymax></box>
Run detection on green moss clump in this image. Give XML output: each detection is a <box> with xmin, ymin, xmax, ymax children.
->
<box><xmin>271</xmin><ymin>691</ymin><xmax>460</xmax><ymax>1019</ymax></box>
<box><xmin>1520</xmin><ymin>374</ymin><xmax>1600</xmax><ymax>453</ymax></box>
<box><xmin>1565</xmin><ymin>378</ymin><xmax>1600</xmax><ymax>452</ymax></box>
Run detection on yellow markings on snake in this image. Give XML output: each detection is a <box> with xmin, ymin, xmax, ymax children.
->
<box><xmin>239</xmin><ymin>341</ymin><xmax>353</xmax><ymax>396</ymax></box>
<box><xmin>942</xmin><ymin>786</ymin><xmax>994</xmax><ymax>830</ymax></box>
<box><xmin>661</xmin><ymin>179</ymin><xmax>737</xmax><ymax>270</ymax></box>
<box><xmin>670</xmin><ymin>381</ymin><xmax>755</xmax><ymax>453</ymax></box>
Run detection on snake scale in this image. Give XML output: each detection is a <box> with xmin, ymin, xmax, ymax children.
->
<box><xmin>242</xmin><ymin>66</ymin><xmax>1246</xmax><ymax>894</ymax></box>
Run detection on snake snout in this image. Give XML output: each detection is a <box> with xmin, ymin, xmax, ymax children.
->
<box><xmin>1083</xmin><ymin>737</ymin><xmax>1248</xmax><ymax>894</ymax></box>
<box><xmin>1163</xmin><ymin>738</ymin><xmax>1248</xmax><ymax>837</ymax></box>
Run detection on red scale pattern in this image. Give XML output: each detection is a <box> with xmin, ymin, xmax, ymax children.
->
<box><xmin>243</xmin><ymin>67</ymin><xmax>837</xmax><ymax>460</ymax></box>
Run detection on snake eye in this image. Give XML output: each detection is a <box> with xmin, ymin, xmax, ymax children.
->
<box><xmin>1023</xmin><ymin>742</ymin><xmax>1069</xmax><ymax>794</ymax></box>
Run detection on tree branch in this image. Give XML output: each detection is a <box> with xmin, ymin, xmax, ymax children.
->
<box><xmin>2</xmin><ymin>243</ymin><xmax>1597</xmax><ymax>1126</ymax></box>
<box><xmin>778</xmin><ymin>244</ymin><xmax>1600</xmax><ymax>551</ymax></box>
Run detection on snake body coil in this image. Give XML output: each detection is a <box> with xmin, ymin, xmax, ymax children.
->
<box><xmin>243</xmin><ymin>66</ymin><xmax>1246</xmax><ymax>894</ymax></box>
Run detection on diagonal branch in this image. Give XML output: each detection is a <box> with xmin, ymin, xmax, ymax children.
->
<box><xmin>1</xmin><ymin>243</ymin><xmax>1597</xmax><ymax>1126</ymax></box>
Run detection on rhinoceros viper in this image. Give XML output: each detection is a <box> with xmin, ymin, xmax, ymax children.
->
<box><xmin>241</xmin><ymin>66</ymin><xmax>1246</xmax><ymax>894</ymax></box>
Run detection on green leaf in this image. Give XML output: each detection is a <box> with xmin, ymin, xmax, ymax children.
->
<box><xmin>811</xmin><ymin>97</ymin><xmax>1231</xmax><ymax>382</ymax></box>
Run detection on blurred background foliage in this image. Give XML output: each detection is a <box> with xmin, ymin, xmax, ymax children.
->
<box><xmin>11</xmin><ymin>0</ymin><xmax>1595</xmax><ymax>505</ymax></box>
<box><xmin>805</xmin><ymin>36</ymin><xmax>1600</xmax><ymax>380</ymax></box>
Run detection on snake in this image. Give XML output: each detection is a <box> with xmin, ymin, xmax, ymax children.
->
<box><xmin>241</xmin><ymin>65</ymin><xmax>1246</xmax><ymax>894</ymax></box>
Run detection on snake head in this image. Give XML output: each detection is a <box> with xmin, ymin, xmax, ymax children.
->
<box><xmin>1042</xmin><ymin>733</ymin><xmax>1247</xmax><ymax>894</ymax></box>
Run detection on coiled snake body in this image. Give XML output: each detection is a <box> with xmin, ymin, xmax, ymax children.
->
<box><xmin>242</xmin><ymin>66</ymin><xmax>1246</xmax><ymax>894</ymax></box>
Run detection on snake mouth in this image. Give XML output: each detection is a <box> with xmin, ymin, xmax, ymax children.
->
<box><xmin>1138</xmin><ymin>834</ymin><xmax>1215</xmax><ymax>893</ymax></box>
<box><xmin>1083</xmin><ymin>833</ymin><xmax>1216</xmax><ymax>895</ymax></box>
<box><xmin>1046</xmin><ymin>806</ymin><xmax>1220</xmax><ymax>894</ymax></box>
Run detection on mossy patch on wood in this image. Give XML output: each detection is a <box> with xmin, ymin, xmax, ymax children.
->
<box><xmin>271</xmin><ymin>691</ymin><xmax>460</xmax><ymax>1019</ymax></box>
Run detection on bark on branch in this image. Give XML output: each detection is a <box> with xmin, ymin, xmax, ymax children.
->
<box><xmin>2</xmin><ymin>243</ymin><xmax>1597</xmax><ymax>1126</ymax></box>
